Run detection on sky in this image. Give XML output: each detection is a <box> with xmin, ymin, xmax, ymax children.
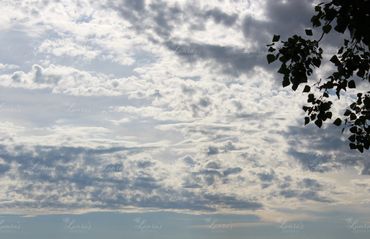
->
<box><xmin>0</xmin><ymin>0</ymin><xmax>369</xmax><ymax>238</ymax></box>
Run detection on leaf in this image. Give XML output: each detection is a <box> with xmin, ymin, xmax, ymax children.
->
<box><xmin>272</xmin><ymin>35</ymin><xmax>280</xmax><ymax>42</ymax></box>
<box><xmin>348</xmin><ymin>80</ymin><xmax>356</xmax><ymax>88</ymax></box>
<box><xmin>350</xmin><ymin>113</ymin><xmax>357</xmax><ymax>120</ymax></box>
<box><xmin>278</xmin><ymin>64</ymin><xmax>288</xmax><ymax>74</ymax></box>
<box><xmin>282</xmin><ymin>78</ymin><xmax>290</xmax><ymax>87</ymax></box>
<box><xmin>305</xmin><ymin>117</ymin><xmax>310</xmax><ymax>125</ymax></box>
<box><xmin>357</xmin><ymin>69</ymin><xmax>365</xmax><ymax>78</ymax></box>
<box><xmin>338</xmin><ymin>47</ymin><xmax>344</xmax><ymax>54</ymax></box>
<box><xmin>344</xmin><ymin>109</ymin><xmax>351</xmax><ymax>116</ymax></box>
<box><xmin>330</xmin><ymin>55</ymin><xmax>340</xmax><ymax>65</ymax></box>
<box><xmin>333</xmin><ymin>118</ymin><xmax>342</xmax><ymax>126</ymax></box>
<box><xmin>358</xmin><ymin>145</ymin><xmax>364</xmax><ymax>153</ymax></box>
<box><xmin>310</xmin><ymin>114</ymin><xmax>317</xmax><ymax>120</ymax></box>
<box><xmin>312</xmin><ymin>58</ymin><xmax>321</xmax><ymax>67</ymax></box>
<box><xmin>307</xmin><ymin>94</ymin><xmax>315</xmax><ymax>103</ymax></box>
<box><xmin>350</xmin><ymin>126</ymin><xmax>357</xmax><ymax>133</ymax></box>
<box><xmin>350</xmin><ymin>103</ymin><xmax>356</xmax><ymax>110</ymax></box>
<box><xmin>292</xmin><ymin>84</ymin><xmax>298</xmax><ymax>91</ymax></box>
<box><xmin>349</xmin><ymin>143</ymin><xmax>357</xmax><ymax>149</ymax></box>
<box><xmin>325</xmin><ymin>112</ymin><xmax>332</xmax><ymax>119</ymax></box>
<box><xmin>303</xmin><ymin>85</ymin><xmax>311</xmax><ymax>93</ymax></box>
<box><xmin>348</xmin><ymin>135</ymin><xmax>356</xmax><ymax>142</ymax></box>
<box><xmin>334</xmin><ymin>22</ymin><xmax>347</xmax><ymax>33</ymax></box>
<box><xmin>267</xmin><ymin>54</ymin><xmax>276</xmax><ymax>64</ymax></box>
<box><xmin>323</xmin><ymin>24</ymin><xmax>332</xmax><ymax>33</ymax></box>
<box><xmin>305</xmin><ymin>29</ymin><xmax>313</xmax><ymax>36</ymax></box>
<box><xmin>314</xmin><ymin>119</ymin><xmax>322</xmax><ymax>128</ymax></box>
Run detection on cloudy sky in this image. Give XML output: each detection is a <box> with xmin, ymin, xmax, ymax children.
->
<box><xmin>0</xmin><ymin>0</ymin><xmax>369</xmax><ymax>238</ymax></box>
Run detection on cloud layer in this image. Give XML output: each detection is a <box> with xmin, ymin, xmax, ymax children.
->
<box><xmin>0</xmin><ymin>0</ymin><xmax>369</xmax><ymax>219</ymax></box>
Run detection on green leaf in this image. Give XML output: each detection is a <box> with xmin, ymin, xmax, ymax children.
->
<box><xmin>267</xmin><ymin>54</ymin><xmax>276</xmax><ymax>64</ymax></box>
<box><xmin>305</xmin><ymin>29</ymin><xmax>313</xmax><ymax>36</ymax></box>
<box><xmin>303</xmin><ymin>85</ymin><xmax>311</xmax><ymax>93</ymax></box>
<box><xmin>348</xmin><ymin>80</ymin><xmax>356</xmax><ymax>88</ymax></box>
<box><xmin>272</xmin><ymin>35</ymin><xmax>280</xmax><ymax>42</ymax></box>
<box><xmin>333</xmin><ymin>118</ymin><xmax>342</xmax><ymax>126</ymax></box>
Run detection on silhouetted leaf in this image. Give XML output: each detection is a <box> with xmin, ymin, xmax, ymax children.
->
<box><xmin>305</xmin><ymin>29</ymin><xmax>313</xmax><ymax>36</ymax></box>
<box><xmin>315</xmin><ymin>119</ymin><xmax>322</xmax><ymax>128</ymax></box>
<box><xmin>344</xmin><ymin>110</ymin><xmax>351</xmax><ymax>116</ymax></box>
<box><xmin>292</xmin><ymin>84</ymin><xmax>298</xmax><ymax>91</ymax></box>
<box><xmin>350</xmin><ymin>126</ymin><xmax>357</xmax><ymax>133</ymax></box>
<box><xmin>312</xmin><ymin>58</ymin><xmax>321</xmax><ymax>67</ymax></box>
<box><xmin>303</xmin><ymin>85</ymin><xmax>311</xmax><ymax>93</ymax></box>
<box><xmin>330</xmin><ymin>55</ymin><xmax>340</xmax><ymax>65</ymax></box>
<box><xmin>323</xmin><ymin>24</ymin><xmax>332</xmax><ymax>33</ymax></box>
<box><xmin>348</xmin><ymin>135</ymin><xmax>356</xmax><ymax>142</ymax></box>
<box><xmin>333</xmin><ymin>118</ymin><xmax>342</xmax><ymax>126</ymax></box>
<box><xmin>348</xmin><ymin>80</ymin><xmax>356</xmax><ymax>88</ymax></box>
<box><xmin>325</xmin><ymin>112</ymin><xmax>332</xmax><ymax>119</ymax></box>
<box><xmin>267</xmin><ymin>54</ymin><xmax>276</xmax><ymax>64</ymax></box>
<box><xmin>272</xmin><ymin>35</ymin><xmax>280</xmax><ymax>42</ymax></box>
<box><xmin>305</xmin><ymin>117</ymin><xmax>310</xmax><ymax>125</ymax></box>
<box><xmin>282</xmin><ymin>78</ymin><xmax>290</xmax><ymax>87</ymax></box>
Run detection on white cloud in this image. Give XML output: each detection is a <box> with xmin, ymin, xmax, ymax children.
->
<box><xmin>0</xmin><ymin>0</ymin><xmax>368</xmax><ymax>219</ymax></box>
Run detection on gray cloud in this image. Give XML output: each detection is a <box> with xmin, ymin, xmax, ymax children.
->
<box><xmin>286</xmin><ymin>125</ymin><xmax>369</xmax><ymax>174</ymax></box>
<box><xmin>242</xmin><ymin>0</ymin><xmax>314</xmax><ymax>46</ymax></box>
<box><xmin>165</xmin><ymin>40</ymin><xmax>267</xmax><ymax>75</ymax></box>
<box><xmin>0</xmin><ymin>144</ymin><xmax>261</xmax><ymax>212</ymax></box>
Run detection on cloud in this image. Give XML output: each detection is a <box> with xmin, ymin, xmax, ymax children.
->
<box><xmin>242</xmin><ymin>0</ymin><xmax>314</xmax><ymax>45</ymax></box>
<box><xmin>0</xmin><ymin>64</ymin><xmax>142</xmax><ymax>96</ymax></box>
<box><xmin>286</xmin><ymin>125</ymin><xmax>369</xmax><ymax>174</ymax></box>
<box><xmin>0</xmin><ymin>0</ymin><xmax>368</xmax><ymax>219</ymax></box>
<box><xmin>0</xmin><ymin>143</ymin><xmax>263</xmax><ymax>213</ymax></box>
